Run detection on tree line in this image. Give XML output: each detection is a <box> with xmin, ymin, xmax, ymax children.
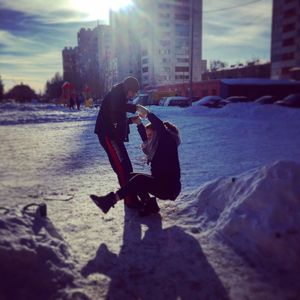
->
<box><xmin>0</xmin><ymin>73</ymin><xmax>64</xmax><ymax>103</ymax></box>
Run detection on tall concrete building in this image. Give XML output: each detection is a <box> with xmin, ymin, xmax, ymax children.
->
<box><xmin>62</xmin><ymin>24</ymin><xmax>112</xmax><ymax>97</ymax></box>
<box><xmin>135</xmin><ymin>0</ymin><xmax>203</xmax><ymax>91</ymax></box>
<box><xmin>77</xmin><ymin>25</ymin><xmax>112</xmax><ymax>96</ymax></box>
<box><xmin>271</xmin><ymin>0</ymin><xmax>300</xmax><ymax>80</ymax></box>
<box><xmin>62</xmin><ymin>47</ymin><xmax>78</xmax><ymax>87</ymax></box>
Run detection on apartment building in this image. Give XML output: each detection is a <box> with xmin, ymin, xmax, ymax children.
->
<box><xmin>271</xmin><ymin>0</ymin><xmax>300</xmax><ymax>79</ymax></box>
<box><xmin>135</xmin><ymin>0</ymin><xmax>203</xmax><ymax>90</ymax></box>
<box><xmin>77</xmin><ymin>25</ymin><xmax>112</xmax><ymax>96</ymax></box>
<box><xmin>62</xmin><ymin>47</ymin><xmax>78</xmax><ymax>87</ymax></box>
<box><xmin>62</xmin><ymin>24</ymin><xmax>111</xmax><ymax>97</ymax></box>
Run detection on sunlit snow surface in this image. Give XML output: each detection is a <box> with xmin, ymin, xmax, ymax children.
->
<box><xmin>1</xmin><ymin>102</ymin><xmax>300</xmax><ymax>299</ymax></box>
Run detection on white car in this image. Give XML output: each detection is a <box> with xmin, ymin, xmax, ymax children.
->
<box><xmin>193</xmin><ymin>96</ymin><xmax>226</xmax><ymax>108</ymax></box>
<box><xmin>163</xmin><ymin>96</ymin><xmax>191</xmax><ymax>107</ymax></box>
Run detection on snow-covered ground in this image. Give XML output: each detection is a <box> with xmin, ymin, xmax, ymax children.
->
<box><xmin>0</xmin><ymin>102</ymin><xmax>300</xmax><ymax>299</ymax></box>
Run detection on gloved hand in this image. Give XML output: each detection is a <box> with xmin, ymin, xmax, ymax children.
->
<box><xmin>136</xmin><ymin>104</ymin><xmax>149</xmax><ymax>118</ymax></box>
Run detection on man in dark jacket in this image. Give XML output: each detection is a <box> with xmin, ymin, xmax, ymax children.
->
<box><xmin>95</xmin><ymin>76</ymin><xmax>145</xmax><ymax>208</ymax></box>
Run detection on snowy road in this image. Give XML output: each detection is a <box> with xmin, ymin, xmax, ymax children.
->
<box><xmin>1</xmin><ymin>103</ymin><xmax>300</xmax><ymax>299</ymax></box>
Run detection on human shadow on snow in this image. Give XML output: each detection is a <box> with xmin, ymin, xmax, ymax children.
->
<box><xmin>81</xmin><ymin>208</ymin><xmax>229</xmax><ymax>300</ymax></box>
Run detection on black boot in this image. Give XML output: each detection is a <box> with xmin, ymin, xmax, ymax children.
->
<box><xmin>139</xmin><ymin>197</ymin><xmax>160</xmax><ymax>217</ymax></box>
<box><xmin>90</xmin><ymin>192</ymin><xmax>117</xmax><ymax>214</ymax></box>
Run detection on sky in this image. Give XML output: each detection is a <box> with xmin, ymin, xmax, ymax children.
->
<box><xmin>0</xmin><ymin>0</ymin><xmax>273</xmax><ymax>93</ymax></box>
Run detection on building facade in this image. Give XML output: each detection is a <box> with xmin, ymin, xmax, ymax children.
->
<box><xmin>271</xmin><ymin>0</ymin><xmax>300</xmax><ymax>80</ymax></box>
<box><xmin>77</xmin><ymin>25</ymin><xmax>112</xmax><ymax>96</ymax></box>
<box><xmin>62</xmin><ymin>47</ymin><xmax>78</xmax><ymax>87</ymax></box>
<box><xmin>135</xmin><ymin>0</ymin><xmax>203</xmax><ymax>91</ymax></box>
<box><xmin>62</xmin><ymin>25</ymin><xmax>112</xmax><ymax>98</ymax></box>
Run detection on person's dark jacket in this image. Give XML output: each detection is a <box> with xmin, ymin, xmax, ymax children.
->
<box><xmin>137</xmin><ymin>113</ymin><xmax>181</xmax><ymax>185</ymax></box>
<box><xmin>95</xmin><ymin>83</ymin><xmax>136</xmax><ymax>142</ymax></box>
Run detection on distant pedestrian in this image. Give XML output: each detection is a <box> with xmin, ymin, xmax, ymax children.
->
<box><xmin>76</xmin><ymin>95</ymin><xmax>81</xmax><ymax>110</ymax></box>
<box><xmin>69</xmin><ymin>97</ymin><xmax>75</xmax><ymax>110</ymax></box>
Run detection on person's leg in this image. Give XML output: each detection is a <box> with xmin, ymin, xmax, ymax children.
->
<box><xmin>90</xmin><ymin>173</ymin><xmax>157</xmax><ymax>214</ymax></box>
<box><xmin>97</xmin><ymin>135</ymin><xmax>139</xmax><ymax>207</ymax></box>
<box><xmin>116</xmin><ymin>173</ymin><xmax>157</xmax><ymax>200</ymax></box>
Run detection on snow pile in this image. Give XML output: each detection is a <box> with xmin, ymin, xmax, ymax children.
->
<box><xmin>179</xmin><ymin>160</ymin><xmax>300</xmax><ymax>273</ymax></box>
<box><xmin>0</xmin><ymin>206</ymin><xmax>89</xmax><ymax>300</ymax></box>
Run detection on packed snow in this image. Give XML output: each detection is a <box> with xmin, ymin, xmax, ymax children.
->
<box><xmin>0</xmin><ymin>101</ymin><xmax>300</xmax><ymax>299</ymax></box>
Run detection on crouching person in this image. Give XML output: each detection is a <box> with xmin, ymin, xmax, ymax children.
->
<box><xmin>90</xmin><ymin>109</ymin><xmax>181</xmax><ymax>216</ymax></box>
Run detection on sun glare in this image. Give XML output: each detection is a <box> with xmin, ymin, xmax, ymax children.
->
<box><xmin>109</xmin><ymin>0</ymin><xmax>133</xmax><ymax>11</ymax></box>
<box><xmin>72</xmin><ymin>0</ymin><xmax>133</xmax><ymax>21</ymax></box>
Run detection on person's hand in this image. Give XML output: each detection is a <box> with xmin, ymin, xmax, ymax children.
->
<box><xmin>130</xmin><ymin>115</ymin><xmax>142</xmax><ymax>125</ymax></box>
<box><xmin>136</xmin><ymin>104</ymin><xmax>149</xmax><ymax>118</ymax></box>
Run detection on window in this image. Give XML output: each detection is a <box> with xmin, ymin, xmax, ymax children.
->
<box><xmin>284</xmin><ymin>9</ymin><xmax>296</xmax><ymax>18</ymax></box>
<box><xmin>177</xmin><ymin>57</ymin><xmax>189</xmax><ymax>63</ymax></box>
<box><xmin>160</xmin><ymin>40</ymin><xmax>171</xmax><ymax>47</ymax></box>
<box><xmin>175</xmin><ymin>66</ymin><xmax>189</xmax><ymax>72</ymax></box>
<box><xmin>175</xmin><ymin>24</ymin><xmax>190</xmax><ymax>34</ymax></box>
<box><xmin>175</xmin><ymin>75</ymin><xmax>189</xmax><ymax>80</ymax></box>
<box><xmin>281</xmin><ymin>52</ymin><xmax>295</xmax><ymax>60</ymax></box>
<box><xmin>175</xmin><ymin>14</ymin><xmax>190</xmax><ymax>20</ymax></box>
<box><xmin>142</xmin><ymin>66</ymin><xmax>148</xmax><ymax>73</ymax></box>
<box><xmin>281</xmin><ymin>67</ymin><xmax>291</xmax><ymax>75</ymax></box>
<box><xmin>282</xmin><ymin>38</ymin><xmax>295</xmax><ymax>47</ymax></box>
<box><xmin>159</xmin><ymin>22</ymin><xmax>170</xmax><ymax>27</ymax></box>
<box><xmin>283</xmin><ymin>23</ymin><xmax>295</xmax><ymax>33</ymax></box>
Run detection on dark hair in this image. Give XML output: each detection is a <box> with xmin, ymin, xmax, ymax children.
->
<box><xmin>123</xmin><ymin>76</ymin><xmax>139</xmax><ymax>93</ymax></box>
<box><xmin>145</xmin><ymin>121</ymin><xmax>179</xmax><ymax>135</ymax></box>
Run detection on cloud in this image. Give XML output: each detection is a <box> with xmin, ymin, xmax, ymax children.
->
<box><xmin>0</xmin><ymin>28</ymin><xmax>62</xmax><ymax>92</ymax></box>
<box><xmin>203</xmin><ymin>0</ymin><xmax>272</xmax><ymax>63</ymax></box>
<box><xmin>0</xmin><ymin>0</ymin><xmax>109</xmax><ymax>24</ymax></box>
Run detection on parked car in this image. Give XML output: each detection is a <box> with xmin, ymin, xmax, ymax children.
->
<box><xmin>225</xmin><ymin>96</ymin><xmax>250</xmax><ymax>103</ymax></box>
<box><xmin>192</xmin><ymin>96</ymin><xmax>227</xmax><ymax>108</ymax></box>
<box><xmin>163</xmin><ymin>96</ymin><xmax>191</xmax><ymax>107</ymax></box>
<box><xmin>254</xmin><ymin>95</ymin><xmax>277</xmax><ymax>104</ymax></box>
<box><xmin>275</xmin><ymin>93</ymin><xmax>300</xmax><ymax>108</ymax></box>
<box><xmin>132</xmin><ymin>94</ymin><xmax>149</xmax><ymax>105</ymax></box>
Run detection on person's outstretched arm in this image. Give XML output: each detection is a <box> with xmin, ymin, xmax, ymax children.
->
<box><xmin>147</xmin><ymin>113</ymin><xmax>166</xmax><ymax>137</ymax></box>
<box><xmin>130</xmin><ymin>116</ymin><xmax>147</xmax><ymax>142</ymax></box>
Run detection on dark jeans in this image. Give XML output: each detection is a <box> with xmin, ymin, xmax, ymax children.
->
<box><xmin>117</xmin><ymin>173</ymin><xmax>181</xmax><ymax>202</ymax></box>
<box><xmin>98</xmin><ymin>134</ymin><xmax>135</xmax><ymax>205</ymax></box>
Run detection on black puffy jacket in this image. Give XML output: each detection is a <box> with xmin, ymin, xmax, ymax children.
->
<box><xmin>138</xmin><ymin>113</ymin><xmax>181</xmax><ymax>184</ymax></box>
<box><xmin>94</xmin><ymin>83</ymin><xmax>136</xmax><ymax>142</ymax></box>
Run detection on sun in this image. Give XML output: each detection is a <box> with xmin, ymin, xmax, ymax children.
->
<box><xmin>72</xmin><ymin>0</ymin><xmax>133</xmax><ymax>21</ymax></box>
